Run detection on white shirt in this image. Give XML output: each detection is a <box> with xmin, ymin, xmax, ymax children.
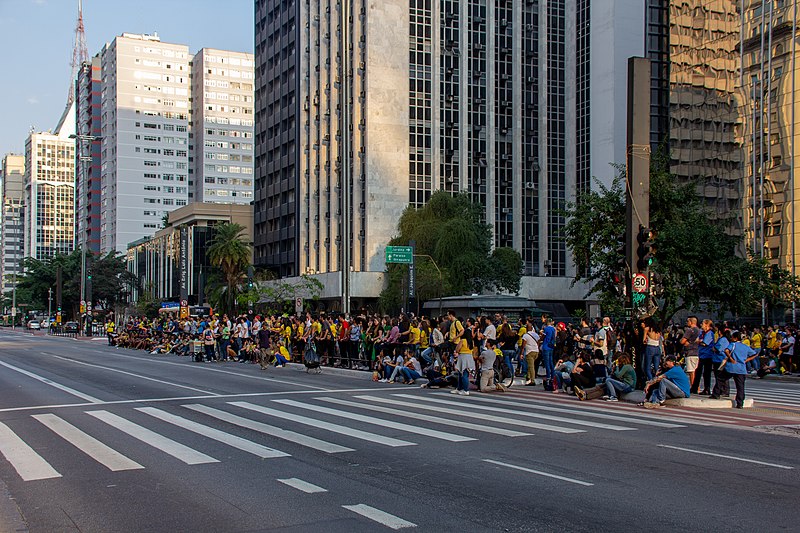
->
<box><xmin>483</xmin><ymin>324</ymin><xmax>497</xmax><ymax>341</ymax></box>
<box><xmin>522</xmin><ymin>331</ymin><xmax>540</xmax><ymax>354</ymax></box>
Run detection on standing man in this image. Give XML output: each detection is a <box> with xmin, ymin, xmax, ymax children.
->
<box><xmin>540</xmin><ymin>317</ymin><xmax>557</xmax><ymax>389</ymax></box>
<box><xmin>520</xmin><ymin>318</ymin><xmax>540</xmax><ymax>386</ymax></box>
<box><xmin>691</xmin><ymin>319</ymin><xmax>715</xmax><ymax>395</ymax></box>
<box><xmin>681</xmin><ymin>316</ymin><xmax>701</xmax><ymax>387</ymax></box>
<box><xmin>593</xmin><ymin>317</ymin><xmax>613</xmax><ymax>369</ymax></box>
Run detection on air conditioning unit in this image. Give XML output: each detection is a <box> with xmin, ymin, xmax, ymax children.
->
<box><xmin>525</xmin><ymin>181</ymin><xmax>535</xmax><ymax>189</ymax></box>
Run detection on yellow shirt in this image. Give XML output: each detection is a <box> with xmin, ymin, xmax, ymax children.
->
<box><xmin>279</xmin><ymin>345</ymin><xmax>290</xmax><ymax>359</ymax></box>
<box><xmin>410</xmin><ymin>327</ymin><xmax>420</xmax><ymax>344</ymax></box>
<box><xmin>313</xmin><ymin>321</ymin><xmax>322</xmax><ymax>334</ymax></box>
<box><xmin>517</xmin><ymin>326</ymin><xmax>527</xmax><ymax>347</ymax></box>
<box><xmin>457</xmin><ymin>338</ymin><xmax>472</xmax><ymax>354</ymax></box>
<box><xmin>768</xmin><ymin>331</ymin><xmax>778</xmax><ymax>350</ymax></box>
<box><xmin>751</xmin><ymin>332</ymin><xmax>762</xmax><ymax>349</ymax></box>
<box><xmin>449</xmin><ymin>320</ymin><xmax>463</xmax><ymax>341</ymax></box>
<box><xmin>419</xmin><ymin>329</ymin><xmax>429</xmax><ymax>349</ymax></box>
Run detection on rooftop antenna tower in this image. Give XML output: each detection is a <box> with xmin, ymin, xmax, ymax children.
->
<box><xmin>67</xmin><ymin>0</ymin><xmax>89</xmax><ymax>106</ymax></box>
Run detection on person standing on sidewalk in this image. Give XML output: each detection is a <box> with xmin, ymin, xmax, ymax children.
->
<box><xmin>680</xmin><ymin>316</ymin><xmax>701</xmax><ymax>387</ymax></box>
<box><xmin>540</xmin><ymin>317</ymin><xmax>557</xmax><ymax>390</ymax></box>
<box><xmin>452</xmin><ymin>331</ymin><xmax>475</xmax><ymax>396</ymax></box>
<box><xmin>520</xmin><ymin>318</ymin><xmax>540</xmax><ymax>386</ymax></box>
<box><xmin>691</xmin><ymin>319</ymin><xmax>715</xmax><ymax>395</ymax></box>
<box><xmin>711</xmin><ymin>331</ymin><xmax>757</xmax><ymax>407</ymax></box>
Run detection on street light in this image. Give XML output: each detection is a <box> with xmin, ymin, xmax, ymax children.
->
<box><xmin>70</xmin><ymin>133</ymin><xmax>100</xmax><ymax>334</ymax></box>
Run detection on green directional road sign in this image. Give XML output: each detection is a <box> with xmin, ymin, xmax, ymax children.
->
<box><xmin>385</xmin><ymin>245</ymin><xmax>414</xmax><ymax>264</ymax></box>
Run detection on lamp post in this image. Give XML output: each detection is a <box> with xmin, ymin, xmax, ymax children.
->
<box><xmin>70</xmin><ymin>133</ymin><xmax>99</xmax><ymax>335</ymax></box>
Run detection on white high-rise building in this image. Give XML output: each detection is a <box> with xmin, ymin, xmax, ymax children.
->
<box><xmin>1</xmin><ymin>154</ymin><xmax>25</xmax><ymax>295</ymax></box>
<box><xmin>190</xmin><ymin>48</ymin><xmax>255</xmax><ymax>205</ymax></box>
<box><xmin>24</xmin><ymin>110</ymin><xmax>76</xmax><ymax>260</ymax></box>
<box><xmin>99</xmin><ymin>33</ymin><xmax>191</xmax><ymax>253</ymax></box>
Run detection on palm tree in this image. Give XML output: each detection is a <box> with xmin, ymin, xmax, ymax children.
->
<box><xmin>207</xmin><ymin>222</ymin><xmax>252</xmax><ymax>314</ymax></box>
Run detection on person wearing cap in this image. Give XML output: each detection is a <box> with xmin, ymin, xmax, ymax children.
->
<box><xmin>643</xmin><ymin>355</ymin><xmax>691</xmax><ymax>408</ymax></box>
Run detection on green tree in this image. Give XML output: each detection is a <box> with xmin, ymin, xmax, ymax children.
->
<box><xmin>89</xmin><ymin>252</ymin><xmax>138</xmax><ymax>310</ymax></box>
<box><xmin>243</xmin><ymin>273</ymin><xmax>325</xmax><ymax>315</ymax></box>
<box><xmin>379</xmin><ymin>191</ymin><xmax>522</xmax><ymax>312</ymax></box>
<box><xmin>206</xmin><ymin>222</ymin><xmax>252</xmax><ymax>315</ymax></box>
<box><xmin>564</xmin><ymin>153</ymin><xmax>800</xmax><ymax>325</ymax></box>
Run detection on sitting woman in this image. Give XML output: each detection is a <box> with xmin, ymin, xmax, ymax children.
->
<box><xmin>399</xmin><ymin>349</ymin><xmax>423</xmax><ymax>384</ymax></box>
<box><xmin>274</xmin><ymin>341</ymin><xmax>291</xmax><ymax>367</ymax></box>
<box><xmin>239</xmin><ymin>338</ymin><xmax>257</xmax><ymax>363</ymax></box>
<box><xmin>569</xmin><ymin>352</ymin><xmax>596</xmax><ymax>398</ymax></box>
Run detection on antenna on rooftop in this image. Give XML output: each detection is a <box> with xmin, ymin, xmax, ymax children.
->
<box><xmin>67</xmin><ymin>0</ymin><xmax>89</xmax><ymax>107</ymax></box>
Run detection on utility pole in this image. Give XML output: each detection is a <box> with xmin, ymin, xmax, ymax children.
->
<box><xmin>339</xmin><ymin>0</ymin><xmax>352</xmax><ymax>315</ymax></box>
<box><xmin>48</xmin><ymin>287</ymin><xmax>52</xmax><ymax>318</ymax></box>
<box><xmin>625</xmin><ymin>57</ymin><xmax>651</xmax><ymax>314</ymax></box>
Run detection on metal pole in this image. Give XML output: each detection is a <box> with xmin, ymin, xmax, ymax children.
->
<box><xmin>48</xmin><ymin>287</ymin><xmax>52</xmax><ymax>318</ymax></box>
<box><xmin>340</xmin><ymin>0</ymin><xmax>352</xmax><ymax>315</ymax></box>
<box><xmin>793</xmin><ymin>0</ymin><xmax>798</xmax><ymax>323</ymax></box>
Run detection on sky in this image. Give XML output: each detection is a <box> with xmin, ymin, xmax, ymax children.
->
<box><xmin>0</xmin><ymin>0</ymin><xmax>254</xmax><ymax>156</ymax></box>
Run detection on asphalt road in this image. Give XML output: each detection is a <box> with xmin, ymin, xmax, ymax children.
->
<box><xmin>0</xmin><ymin>330</ymin><xmax>798</xmax><ymax>532</ymax></box>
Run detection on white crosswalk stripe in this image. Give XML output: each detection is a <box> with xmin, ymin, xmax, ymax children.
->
<box><xmin>183</xmin><ymin>403</ymin><xmax>354</xmax><ymax>454</ymax></box>
<box><xmin>0</xmin><ymin>421</ymin><xmax>61</xmax><ymax>481</ymax></box>
<box><xmin>393</xmin><ymin>393</ymin><xmax>636</xmax><ymax>431</ymax></box>
<box><xmin>355</xmin><ymin>394</ymin><xmax>584</xmax><ymax>434</ymax></box>
<box><xmin>316</xmin><ymin>396</ymin><xmax>532</xmax><ymax>437</ymax></box>
<box><xmin>273</xmin><ymin>399</ymin><xmax>476</xmax><ymax>442</ymax></box>
<box><xmin>87</xmin><ymin>410</ymin><xmax>219</xmax><ymax>465</ymax></box>
<box><xmin>136</xmin><ymin>407</ymin><xmax>290</xmax><ymax>459</ymax></box>
<box><xmin>32</xmin><ymin>414</ymin><xmax>144</xmax><ymax>472</ymax></box>
<box><xmin>452</xmin><ymin>394</ymin><xmax>685</xmax><ymax>428</ymax></box>
<box><xmin>230</xmin><ymin>401</ymin><xmax>417</xmax><ymax>447</ymax></box>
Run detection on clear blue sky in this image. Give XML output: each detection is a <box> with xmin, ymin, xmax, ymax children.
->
<box><xmin>0</xmin><ymin>0</ymin><xmax>254</xmax><ymax>156</ymax></box>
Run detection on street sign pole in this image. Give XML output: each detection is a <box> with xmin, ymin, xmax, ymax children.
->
<box><xmin>408</xmin><ymin>241</ymin><xmax>416</xmax><ymax>315</ymax></box>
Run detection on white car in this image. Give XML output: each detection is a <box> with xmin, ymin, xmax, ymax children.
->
<box><xmin>27</xmin><ymin>320</ymin><xmax>41</xmax><ymax>330</ymax></box>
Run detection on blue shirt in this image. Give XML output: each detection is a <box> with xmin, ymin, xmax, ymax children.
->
<box><xmin>698</xmin><ymin>330</ymin><xmax>715</xmax><ymax>360</ymax></box>
<box><xmin>664</xmin><ymin>366</ymin><xmax>691</xmax><ymax>397</ymax></box>
<box><xmin>726</xmin><ymin>342</ymin><xmax>756</xmax><ymax>375</ymax></box>
<box><xmin>713</xmin><ymin>337</ymin><xmax>729</xmax><ymax>364</ymax></box>
<box><xmin>542</xmin><ymin>325</ymin><xmax>556</xmax><ymax>351</ymax></box>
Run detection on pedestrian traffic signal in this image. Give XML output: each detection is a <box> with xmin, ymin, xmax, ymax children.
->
<box><xmin>614</xmin><ymin>234</ymin><xmax>627</xmax><ymax>270</ymax></box>
<box><xmin>637</xmin><ymin>226</ymin><xmax>655</xmax><ymax>271</ymax></box>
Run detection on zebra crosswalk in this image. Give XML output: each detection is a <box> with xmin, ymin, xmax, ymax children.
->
<box><xmin>744</xmin><ymin>386</ymin><xmax>800</xmax><ymax>408</ymax></box>
<box><xmin>1</xmin><ymin>389</ymin><xmax>772</xmax><ymax>484</ymax></box>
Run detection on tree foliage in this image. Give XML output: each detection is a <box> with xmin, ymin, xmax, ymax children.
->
<box><xmin>241</xmin><ymin>274</ymin><xmax>325</xmax><ymax>315</ymax></box>
<box><xmin>564</xmin><ymin>152</ymin><xmax>800</xmax><ymax>325</ymax></box>
<box><xmin>11</xmin><ymin>250</ymin><xmax>136</xmax><ymax>318</ymax></box>
<box><xmin>206</xmin><ymin>222</ymin><xmax>252</xmax><ymax>315</ymax></box>
<box><xmin>379</xmin><ymin>191</ymin><xmax>523</xmax><ymax>312</ymax></box>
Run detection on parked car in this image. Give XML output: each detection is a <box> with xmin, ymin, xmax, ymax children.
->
<box><xmin>27</xmin><ymin>320</ymin><xmax>41</xmax><ymax>330</ymax></box>
<box><xmin>64</xmin><ymin>321</ymin><xmax>79</xmax><ymax>333</ymax></box>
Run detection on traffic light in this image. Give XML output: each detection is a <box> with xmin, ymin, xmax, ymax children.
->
<box><xmin>614</xmin><ymin>234</ymin><xmax>627</xmax><ymax>270</ymax></box>
<box><xmin>637</xmin><ymin>226</ymin><xmax>655</xmax><ymax>271</ymax></box>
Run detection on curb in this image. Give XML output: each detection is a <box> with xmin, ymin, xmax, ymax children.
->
<box><xmin>283</xmin><ymin>362</ymin><xmax>375</xmax><ymax>380</ymax></box>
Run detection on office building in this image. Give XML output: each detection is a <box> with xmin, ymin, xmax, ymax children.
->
<box><xmin>190</xmin><ymin>48</ymin><xmax>256</xmax><ymax>205</ymax></box>
<box><xmin>655</xmin><ymin>0</ymin><xmax>744</xmax><ymax>236</ymax></box>
<box><xmin>740</xmin><ymin>0</ymin><xmax>800</xmax><ymax>274</ymax></box>
<box><xmin>1</xmin><ymin>154</ymin><xmax>25</xmax><ymax>295</ymax></box>
<box><xmin>254</xmin><ymin>0</ymin><xmax>645</xmax><ymax>305</ymax></box>
<box><xmin>75</xmin><ymin>57</ymin><xmax>103</xmax><ymax>254</ymax></box>
<box><xmin>98</xmin><ymin>32</ymin><xmax>191</xmax><ymax>254</ymax></box>
<box><xmin>24</xmin><ymin>115</ymin><xmax>76</xmax><ymax>260</ymax></box>
<box><xmin>126</xmin><ymin>202</ymin><xmax>253</xmax><ymax>304</ymax></box>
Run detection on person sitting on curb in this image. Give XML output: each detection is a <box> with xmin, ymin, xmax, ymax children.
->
<box><xmin>575</xmin><ymin>353</ymin><xmax>637</xmax><ymax>401</ymax></box>
<box><xmin>603</xmin><ymin>354</ymin><xmax>637</xmax><ymax>402</ymax></box>
<box><xmin>552</xmin><ymin>357</ymin><xmax>575</xmax><ymax>394</ymax></box>
<box><xmin>570</xmin><ymin>352</ymin><xmax>596</xmax><ymax>399</ymax></box>
<box><xmin>643</xmin><ymin>355</ymin><xmax>691</xmax><ymax>409</ymax></box>
<box><xmin>399</xmin><ymin>349</ymin><xmax>423</xmax><ymax>384</ymax></box>
<box><xmin>273</xmin><ymin>340</ymin><xmax>291</xmax><ymax>367</ymax></box>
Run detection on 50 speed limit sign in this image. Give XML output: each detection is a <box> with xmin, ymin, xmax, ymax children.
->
<box><xmin>632</xmin><ymin>273</ymin><xmax>649</xmax><ymax>294</ymax></box>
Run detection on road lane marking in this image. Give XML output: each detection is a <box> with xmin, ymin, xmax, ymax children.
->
<box><xmin>277</xmin><ymin>478</ymin><xmax>328</xmax><ymax>493</ymax></box>
<box><xmin>0</xmin><ymin>360</ymin><xmax>102</xmax><ymax>403</ymax></box>
<box><xmin>0</xmin><ymin>388</ymin><xmax>399</xmax><ymax>414</ymax></box>
<box><xmin>0</xmin><ymin>422</ymin><xmax>61</xmax><ymax>481</ymax></box>
<box><xmin>461</xmin><ymin>393</ymin><xmax>685</xmax><ymax>428</ymax></box>
<box><xmin>47</xmin><ymin>355</ymin><xmax>219</xmax><ymax>396</ymax></box>
<box><xmin>80</xmin><ymin>349</ymin><xmax>335</xmax><ymax>391</ymax></box>
<box><xmin>183</xmin><ymin>404</ymin><xmax>353</xmax><ymax>454</ymax></box>
<box><xmin>394</xmin><ymin>393</ymin><xmax>635</xmax><ymax>431</ymax></box>
<box><xmin>342</xmin><ymin>504</ymin><xmax>417</xmax><ymax>530</ymax></box>
<box><xmin>319</xmin><ymin>396</ymin><xmax>531</xmax><ymax>437</ymax></box>
<box><xmin>230</xmin><ymin>401</ymin><xmax>416</xmax><ymax>447</ymax></box>
<box><xmin>657</xmin><ymin>445</ymin><xmax>795</xmax><ymax>469</ymax></box>
<box><xmin>274</xmin><ymin>399</ymin><xmax>475</xmax><ymax>442</ymax></box>
<box><xmin>482</xmin><ymin>459</ymin><xmax>594</xmax><ymax>486</ymax></box>
<box><xmin>86</xmin><ymin>410</ymin><xmax>218</xmax><ymax>465</ymax></box>
<box><xmin>369</xmin><ymin>395</ymin><xmax>583</xmax><ymax>434</ymax></box>
<box><xmin>32</xmin><ymin>413</ymin><xmax>144</xmax><ymax>472</ymax></box>
<box><xmin>136</xmin><ymin>407</ymin><xmax>290</xmax><ymax>459</ymax></box>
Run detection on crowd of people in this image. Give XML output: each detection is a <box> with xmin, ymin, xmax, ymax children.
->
<box><xmin>103</xmin><ymin>310</ymin><xmax>797</xmax><ymax>409</ymax></box>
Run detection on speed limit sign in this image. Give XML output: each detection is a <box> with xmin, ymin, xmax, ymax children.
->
<box><xmin>632</xmin><ymin>273</ymin><xmax>649</xmax><ymax>294</ymax></box>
